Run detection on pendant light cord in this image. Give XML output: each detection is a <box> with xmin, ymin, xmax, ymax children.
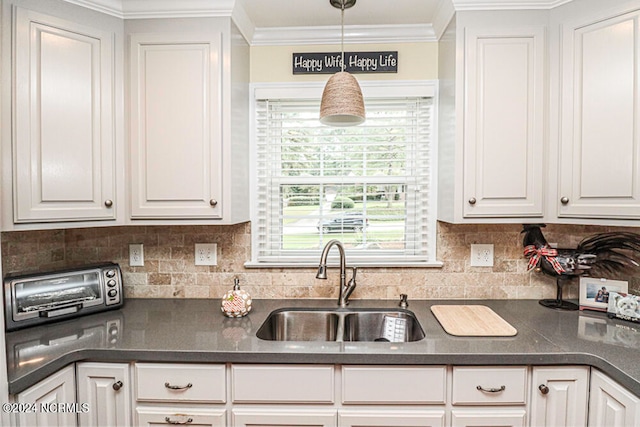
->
<box><xmin>340</xmin><ymin>1</ymin><xmax>345</xmax><ymax>72</ymax></box>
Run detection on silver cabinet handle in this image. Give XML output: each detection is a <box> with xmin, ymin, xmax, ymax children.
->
<box><xmin>112</xmin><ymin>380</ymin><xmax>123</xmax><ymax>391</ymax></box>
<box><xmin>560</xmin><ymin>197</ymin><xmax>569</xmax><ymax>204</ymax></box>
<box><xmin>209</xmin><ymin>199</ymin><xmax>218</xmax><ymax>207</ymax></box>
<box><xmin>164</xmin><ymin>417</ymin><xmax>193</xmax><ymax>425</ymax></box>
<box><xmin>164</xmin><ymin>382</ymin><xmax>193</xmax><ymax>390</ymax></box>
<box><xmin>468</xmin><ymin>197</ymin><xmax>477</xmax><ymax>205</ymax></box>
<box><xmin>104</xmin><ymin>200</ymin><xmax>113</xmax><ymax>208</ymax></box>
<box><xmin>476</xmin><ymin>385</ymin><xmax>506</xmax><ymax>393</ymax></box>
<box><xmin>539</xmin><ymin>384</ymin><xmax>550</xmax><ymax>395</ymax></box>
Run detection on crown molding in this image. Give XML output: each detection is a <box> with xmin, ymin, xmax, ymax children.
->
<box><xmin>452</xmin><ymin>0</ymin><xmax>573</xmax><ymax>10</ymax></box>
<box><xmin>251</xmin><ymin>24</ymin><xmax>436</xmax><ymax>46</ymax></box>
<box><xmin>432</xmin><ymin>0</ymin><xmax>456</xmax><ymax>40</ymax></box>
<box><xmin>64</xmin><ymin>0</ymin><xmax>574</xmax><ymax>44</ymax></box>
<box><xmin>62</xmin><ymin>0</ymin><xmax>236</xmax><ymax>19</ymax></box>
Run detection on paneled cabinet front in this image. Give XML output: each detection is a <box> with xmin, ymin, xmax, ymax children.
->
<box><xmin>12</xmin><ymin>7</ymin><xmax>118</xmax><ymax>223</ymax></box>
<box><xmin>557</xmin><ymin>8</ymin><xmax>640</xmax><ymax>219</ymax></box>
<box><xmin>462</xmin><ymin>26</ymin><xmax>546</xmax><ymax>219</ymax></box>
<box><xmin>129</xmin><ymin>32</ymin><xmax>223</xmax><ymax>219</ymax></box>
<box><xmin>76</xmin><ymin>362</ymin><xmax>131</xmax><ymax>427</ymax></box>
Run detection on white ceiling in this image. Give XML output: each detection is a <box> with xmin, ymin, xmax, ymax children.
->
<box><xmin>240</xmin><ymin>0</ymin><xmax>441</xmax><ymax>28</ymax></box>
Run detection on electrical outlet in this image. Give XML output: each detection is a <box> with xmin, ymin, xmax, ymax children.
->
<box><xmin>129</xmin><ymin>243</ymin><xmax>144</xmax><ymax>267</ymax></box>
<box><xmin>195</xmin><ymin>243</ymin><xmax>217</xmax><ymax>266</ymax></box>
<box><xmin>470</xmin><ymin>244</ymin><xmax>494</xmax><ymax>267</ymax></box>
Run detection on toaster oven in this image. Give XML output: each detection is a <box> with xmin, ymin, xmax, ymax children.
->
<box><xmin>3</xmin><ymin>263</ymin><xmax>123</xmax><ymax>331</ymax></box>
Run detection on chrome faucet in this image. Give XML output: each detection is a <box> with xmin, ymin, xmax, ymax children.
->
<box><xmin>316</xmin><ymin>239</ymin><xmax>357</xmax><ymax>307</ymax></box>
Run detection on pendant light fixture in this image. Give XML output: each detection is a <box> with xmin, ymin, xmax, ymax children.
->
<box><xmin>319</xmin><ymin>0</ymin><xmax>365</xmax><ymax>126</ymax></box>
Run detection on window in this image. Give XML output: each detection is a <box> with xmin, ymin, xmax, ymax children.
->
<box><xmin>249</xmin><ymin>82</ymin><xmax>438</xmax><ymax>266</ymax></box>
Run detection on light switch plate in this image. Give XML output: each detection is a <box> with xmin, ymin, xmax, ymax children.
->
<box><xmin>195</xmin><ymin>243</ymin><xmax>217</xmax><ymax>266</ymax></box>
<box><xmin>470</xmin><ymin>244</ymin><xmax>494</xmax><ymax>267</ymax></box>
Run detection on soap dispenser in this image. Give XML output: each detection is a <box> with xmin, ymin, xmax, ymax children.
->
<box><xmin>221</xmin><ymin>277</ymin><xmax>252</xmax><ymax>317</ymax></box>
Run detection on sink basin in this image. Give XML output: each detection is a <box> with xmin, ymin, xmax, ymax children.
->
<box><xmin>343</xmin><ymin>310</ymin><xmax>424</xmax><ymax>342</ymax></box>
<box><xmin>256</xmin><ymin>308</ymin><xmax>424</xmax><ymax>342</ymax></box>
<box><xmin>256</xmin><ymin>309</ymin><xmax>340</xmax><ymax>341</ymax></box>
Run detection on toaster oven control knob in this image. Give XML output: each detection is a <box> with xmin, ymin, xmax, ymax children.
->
<box><xmin>107</xmin><ymin>279</ymin><xmax>117</xmax><ymax>287</ymax></box>
<box><xmin>107</xmin><ymin>289</ymin><xmax>118</xmax><ymax>298</ymax></box>
<box><xmin>106</xmin><ymin>270</ymin><xmax>116</xmax><ymax>278</ymax></box>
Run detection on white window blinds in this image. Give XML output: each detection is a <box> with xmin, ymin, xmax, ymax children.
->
<box><xmin>253</xmin><ymin>96</ymin><xmax>435</xmax><ymax>265</ymax></box>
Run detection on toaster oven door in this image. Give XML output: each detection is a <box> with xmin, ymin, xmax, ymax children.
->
<box><xmin>11</xmin><ymin>270</ymin><xmax>105</xmax><ymax>322</ymax></box>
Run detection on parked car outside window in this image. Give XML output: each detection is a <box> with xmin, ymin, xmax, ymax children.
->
<box><xmin>317</xmin><ymin>212</ymin><xmax>368</xmax><ymax>233</ymax></box>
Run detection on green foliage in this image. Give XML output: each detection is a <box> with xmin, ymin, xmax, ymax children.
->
<box><xmin>287</xmin><ymin>196</ymin><xmax>319</xmax><ymax>207</ymax></box>
<box><xmin>331</xmin><ymin>197</ymin><xmax>355</xmax><ymax>209</ymax></box>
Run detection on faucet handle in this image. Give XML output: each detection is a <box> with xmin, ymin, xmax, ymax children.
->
<box><xmin>351</xmin><ymin>267</ymin><xmax>358</xmax><ymax>280</ymax></box>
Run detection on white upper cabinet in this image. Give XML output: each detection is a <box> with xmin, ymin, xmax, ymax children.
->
<box><xmin>127</xmin><ymin>19</ymin><xmax>250</xmax><ymax>222</ymax></box>
<box><xmin>12</xmin><ymin>6</ymin><xmax>119</xmax><ymax>224</ymax></box>
<box><xmin>129</xmin><ymin>32</ymin><xmax>222</xmax><ymax>219</ymax></box>
<box><xmin>557</xmin><ymin>7</ymin><xmax>640</xmax><ymax>219</ymax></box>
<box><xmin>438</xmin><ymin>12</ymin><xmax>548</xmax><ymax>223</ymax></box>
<box><xmin>463</xmin><ymin>26</ymin><xmax>546</xmax><ymax>218</ymax></box>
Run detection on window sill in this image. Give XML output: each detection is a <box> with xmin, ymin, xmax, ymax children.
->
<box><xmin>244</xmin><ymin>260</ymin><xmax>444</xmax><ymax>269</ymax></box>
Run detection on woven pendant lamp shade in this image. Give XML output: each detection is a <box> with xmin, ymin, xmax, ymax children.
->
<box><xmin>319</xmin><ymin>72</ymin><xmax>365</xmax><ymax>126</ymax></box>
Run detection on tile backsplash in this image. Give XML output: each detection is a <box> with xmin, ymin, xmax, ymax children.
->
<box><xmin>2</xmin><ymin>222</ymin><xmax>639</xmax><ymax>300</ymax></box>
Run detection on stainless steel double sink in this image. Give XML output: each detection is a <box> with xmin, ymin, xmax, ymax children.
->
<box><xmin>256</xmin><ymin>307</ymin><xmax>425</xmax><ymax>342</ymax></box>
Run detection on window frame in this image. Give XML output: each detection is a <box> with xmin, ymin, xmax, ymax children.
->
<box><xmin>246</xmin><ymin>80</ymin><xmax>442</xmax><ymax>268</ymax></box>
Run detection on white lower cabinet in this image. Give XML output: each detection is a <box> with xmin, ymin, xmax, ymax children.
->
<box><xmin>338</xmin><ymin>408</ymin><xmax>445</xmax><ymax>426</ymax></box>
<box><xmin>529</xmin><ymin>366</ymin><xmax>589</xmax><ymax>427</ymax></box>
<box><xmin>11</xmin><ymin>362</ymin><xmax>640</xmax><ymax>427</ymax></box>
<box><xmin>451</xmin><ymin>409</ymin><xmax>527</xmax><ymax>427</ymax></box>
<box><xmin>136</xmin><ymin>407</ymin><xmax>226</xmax><ymax>427</ymax></box>
<box><xmin>15</xmin><ymin>365</ymin><xmax>77</xmax><ymax>427</ymax></box>
<box><xmin>76</xmin><ymin>362</ymin><xmax>131</xmax><ymax>426</ymax></box>
<box><xmin>232</xmin><ymin>408</ymin><xmax>337</xmax><ymax>426</ymax></box>
<box><xmin>589</xmin><ymin>369</ymin><xmax>640</xmax><ymax>427</ymax></box>
<box><xmin>451</xmin><ymin>366</ymin><xmax>528</xmax><ymax>427</ymax></box>
<box><xmin>133</xmin><ymin>363</ymin><xmax>227</xmax><ymax>426</ymax></box>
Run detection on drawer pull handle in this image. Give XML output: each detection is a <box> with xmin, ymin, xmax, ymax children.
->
<box><xmin>112</xmin><ymin>380</ymin><xmax>123</xmax><ymax>391</ymax></box>
<box><xmin>164</xmin><ymin>382</ymin><xmax>193</xmax><ymax>390</ymax></box>
<box><xmin>164</xmin><ymin>417</ymin><xmax>193</xmax><ymax>425</ymax></box>
<box><xmin>539</xmin><ymin>384</ymin><xmax>550</xmax><ymax>395</ymax></box>
<box><xmin>476</xmin><ymin>385</ymin><xmax>506</xmax><ymax>393</ymax></box>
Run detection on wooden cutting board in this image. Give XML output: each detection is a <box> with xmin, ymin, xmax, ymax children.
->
<box><xmin>431</xmin><ymin>305</ymin><xmax>517</xmax><ymax>337</ymax></box>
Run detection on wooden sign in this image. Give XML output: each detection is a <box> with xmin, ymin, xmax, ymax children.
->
<box><xmin>293</xmin><ymin>51</ymin><xmax>398</xmax><ymax>74</ymax></box>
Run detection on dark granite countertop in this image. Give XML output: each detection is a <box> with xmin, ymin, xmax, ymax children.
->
<box><xmin>5</xmin><ymin>298</ymin><xmax>640</xmax><ymax>395</ymax></box>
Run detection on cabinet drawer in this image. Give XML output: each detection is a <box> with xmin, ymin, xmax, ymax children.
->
<box><xmin>135</xmin><ymin>363</ymin><xmax>225</xmax><ymax>403</ymax></box>
<box><xmin>342</xmin><ymin>365</ymin><xmax>446</xmax><ymax>404</ymax></box>
<box><xmin>232</xmin><ymin>364</ymin><xmax>334</xmax><ymax>403</ymax></box>
<box><xmin>452</xmin><ymin>366</ymin><xmax>527</xmax><ymax>405</ymax></box>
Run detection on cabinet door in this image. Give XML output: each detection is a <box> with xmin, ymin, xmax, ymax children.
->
<box><xmin>589</xmin><ymin>369</ymin><xmax>640</xmax><ymax>427</ymax></box>
<box><xmin>558</xmin><ymin>9</ymin><xmax>640</xmax><ymax>219</ymax></box>
<box><xmin>77</xmin><ymin>362</ymin><xmax>131</xmax><ymax>426</ymax></box>
<box><xmin>529</xmin><ymin>366</ymin><xmax>589</xmax><ymax>427</ymax></box>
<box><xmin>463</xmin><ymin>26</ymin><xmax>545</xmax><ymax>218</ymax></box>
<box><xmin>13</xmin><ymin>7</ymin><xmax>117</xmax><ymax>223</ymax></box>
<box><xmin>16</xmin><ymin>365</ymin><xmax>77</xmax><ymax>427</ymax></box>
<box><xmin>338</xmin><ymin>408</ymin><xmax>445</xmax><ymax>426</ymax></box>
<box><xmin>136</xmin><ymin>407</ymin><xmax>225</xmax><ymax>427</ymax></box>
<box><xmin>129</xmin><ymin>32</ymin><xmax>222</xmax><ymax>219</ymax></box>
<box><xmin>451</xmin><ymin>409</ymin><xmax>527</xmax><ymax>427</ymax></box>
<box><xmin>232</xmin><ymin>408</ymin><xmax>336</xmax><ymax>427</ymax></box>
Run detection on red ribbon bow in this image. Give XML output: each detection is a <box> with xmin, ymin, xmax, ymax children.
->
<box><xmin>523</xmin><ymin>245</ymin><xmax>565</xmax><ymax>274</ymax></box>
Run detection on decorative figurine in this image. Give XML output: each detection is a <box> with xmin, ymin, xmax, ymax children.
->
<box><xmin>221</xmin><ymin>277</ymin><xmax>252</xmax><ymax>317</ymax></box>
<box><xmin>522</xmin><ymin>224</ymin><xmax>640</xmax><ymax>310</ymax></box>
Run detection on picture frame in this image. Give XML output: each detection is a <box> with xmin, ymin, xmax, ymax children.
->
<box><xmin>579</xmin><ymin>277</ymin><xmax>628</xmax><ymax>312</ymax></box>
